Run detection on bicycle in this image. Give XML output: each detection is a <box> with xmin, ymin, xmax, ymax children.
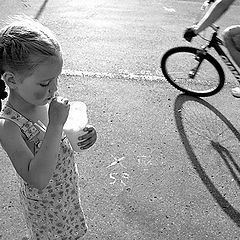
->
<box><xmin>160</xmin><ymin>2</ymin><xmax>240</xmax><ymax>97</ymax></box>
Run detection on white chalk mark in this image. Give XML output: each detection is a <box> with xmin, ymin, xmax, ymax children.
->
<box><xmin>122</xmin><ymin>172</ymin><xmax>130</xmax><ymax>179</ymax></box>
<box><xmin>163</xmin><ymin>6</ymin><xmax>176</xmax><ymax>12</ymax></box>
<box><xmin>106</xmin><ymin>155</ymin><xmax>130</xmax><ymax>187</ymax></box>
<box><xmin>106</xmin><ymin>155</ymin><xmax>126</xmax><ymax>169</ymax></box>
<box><xmin>109</xmin><ymin>172</ymin><xmax>118</xmax><ymax>185</ymax></box>
<box><xmin>137</xmin><ymin>155</ymin><xmax>153</xmax><ymax>167</ymax></box>
<box><xmin>120</xmin><ymin>180</ymin><xmax>126</xmax><ymax>186</ymax></box>
<box><xmin>109</xmin><ymin>172</ymin><xmax>129</xmax><ymax>186</ymax></box>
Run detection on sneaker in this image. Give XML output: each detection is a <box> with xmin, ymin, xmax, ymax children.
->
<box><xmin>231</xmin><ymin>87</ymin><xmax>240</xmax><ymax>98</ymax></box>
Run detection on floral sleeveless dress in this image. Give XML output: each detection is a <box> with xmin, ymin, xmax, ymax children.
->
<box><xmin>0</xmin><ymin>106</ymin><xmax>88</xmax><ymax>240</ymax></box>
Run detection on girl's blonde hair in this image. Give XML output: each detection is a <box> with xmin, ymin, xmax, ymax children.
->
<box><xmin>0</xmin><ymin>16</ymin><xmax>61</xmax><ymax>75</ymax></box>
<box><xmin>0</xmin><ymin>16</ymin><xmax>61</xmax><ymax>105</ymax></box>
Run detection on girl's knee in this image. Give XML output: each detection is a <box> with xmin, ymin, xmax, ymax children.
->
<box><xmin>223</xmin><ymin>25</ymin><xmax>240</xmax><ymax>39</ymax></box>
<box><xmin>222</xmin><ymin>25</ymin><xmax>240</xmax><ymax>51</ymax></box>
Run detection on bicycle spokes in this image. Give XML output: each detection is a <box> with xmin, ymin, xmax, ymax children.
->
<box><xmin>161</xmin><ymin>47</ymin><xmax>223</xmax><ymax>96</ymax></box>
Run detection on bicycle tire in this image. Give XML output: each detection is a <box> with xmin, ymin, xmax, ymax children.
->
<box><xmin>161</xmin><ymin>46</ymin><xmax>225</xmax><ymax>97</ymax></box>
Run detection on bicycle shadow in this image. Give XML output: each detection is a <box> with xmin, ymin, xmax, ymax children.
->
<box><xmin>174</xmin><ymin>94</ymin><xmax>240</xmax><ymax>227</ymax></box>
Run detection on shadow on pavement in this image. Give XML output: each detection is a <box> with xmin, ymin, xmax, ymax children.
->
<box><xmin>34</xmin><ymin>0</ymin><xmax>49</xmax><ymax>20</ymax></box>
<box><xmin>174</xmin><ymin>94</ymin><xmax>240</xmax><ymax>227</ymax></box>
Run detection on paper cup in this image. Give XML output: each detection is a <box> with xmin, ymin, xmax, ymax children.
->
<box><xmin>63</xmin><ymin>101</ymin><xmax>88</xmax><ymax>152</ymax></box>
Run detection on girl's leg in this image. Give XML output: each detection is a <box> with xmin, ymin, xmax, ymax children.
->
<box><xmin>222</xmin><ymin>25</ymin><xmax>240</xmax><ymax>68</ymax></box>
<box><xmin>222</xmin><ymin>25</ymin><xmax>240</xmax><ymax>97</ymax></box>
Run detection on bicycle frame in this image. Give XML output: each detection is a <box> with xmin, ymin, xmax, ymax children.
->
<box><xmin>203</xmin><ymin>31</ymin><xmax>240</xmax><ymax>82</ymax></box>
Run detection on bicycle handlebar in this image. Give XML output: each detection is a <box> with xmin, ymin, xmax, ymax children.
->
<box><xmin>183</xmin><ymin>0</ymin><xmax>219</xmax><ymax>43</ymax></box>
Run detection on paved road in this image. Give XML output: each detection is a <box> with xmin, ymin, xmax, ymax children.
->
<box><xmin>1</xmin><ymin>1</ymin><xmax>240</xmax><ymax>240</ymax></box>
<box><xmin>0</xmin><ymin>0</ymin><xmax>238</xmax><ymax>76</ymax></box>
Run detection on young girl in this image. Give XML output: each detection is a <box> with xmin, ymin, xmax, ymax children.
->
<box><xmin>0</xmin><ymin>16</ymin><xmax>97</xmax><ymax>240</ymax></box>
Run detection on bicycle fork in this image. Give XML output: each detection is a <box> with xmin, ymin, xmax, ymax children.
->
<box><xmin>189</xmin><ymin>49</ymin><xmax>207</xmax><ymax>79</ymax></box>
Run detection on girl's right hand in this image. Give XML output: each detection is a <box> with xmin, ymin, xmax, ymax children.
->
<box><xmin>48</xmin><ymin>96</ymin><xmax>70</xmax><ymax>127</ymax></box>
<box><xmin>183</xmin><ymin>27</ymin><xmax>197</xmax><ymax>42</ymax></box>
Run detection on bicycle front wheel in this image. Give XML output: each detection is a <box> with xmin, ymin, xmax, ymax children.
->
<box><xmin>161</xmin><ymin>46</ymin><xmax>225</xmax><ymax>97</ymax></box>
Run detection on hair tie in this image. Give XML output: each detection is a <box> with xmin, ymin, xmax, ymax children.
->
<box><xmin>0</xmin><ymin>79</ymin><xmax>8</xmax><ymax>100</ymax></box>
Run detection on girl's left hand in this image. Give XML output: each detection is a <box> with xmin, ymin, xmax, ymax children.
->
<box><xmin>77</xmin><ymin>125</ymin><xmax>97</xmax><ymax>150</ymax></box>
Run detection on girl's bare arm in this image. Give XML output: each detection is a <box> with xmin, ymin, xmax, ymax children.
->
<box><xmin>0</xmin><ymin>97</ymin><xmax>69</xmax><ymax>190</ymax></box>
<box><xmin>0</xmin><ymin>119</ymin><xmax>63</xmax><ymax>190</ymax></box>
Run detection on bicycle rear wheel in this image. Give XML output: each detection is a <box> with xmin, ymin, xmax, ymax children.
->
<box><xmin>161</xmin><ymin>46</ymin><xmax>225</xmax><ymax>97</ymax></box>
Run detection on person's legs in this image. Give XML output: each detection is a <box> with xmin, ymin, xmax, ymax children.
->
<box><xmin>222</xmin><ymin>25</ymin><xmax>240</xmax><ymax>97</ymax></box>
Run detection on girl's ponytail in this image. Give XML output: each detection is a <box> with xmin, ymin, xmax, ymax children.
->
<box><xmin>0</xmin><ymin>79</ymin><xmax>7</xmax><ymax>111</ymax></box>
<box><xmin>0</xmin><ymin>45</ymin><xmax>7</xmax><ymax>111</ymax></box>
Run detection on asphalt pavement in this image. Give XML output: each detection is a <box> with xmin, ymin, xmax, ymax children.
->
<box><xmin>1</xmin><ymin>0</ymin><xmax>240</xmax><ymax>240</ymax></box>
